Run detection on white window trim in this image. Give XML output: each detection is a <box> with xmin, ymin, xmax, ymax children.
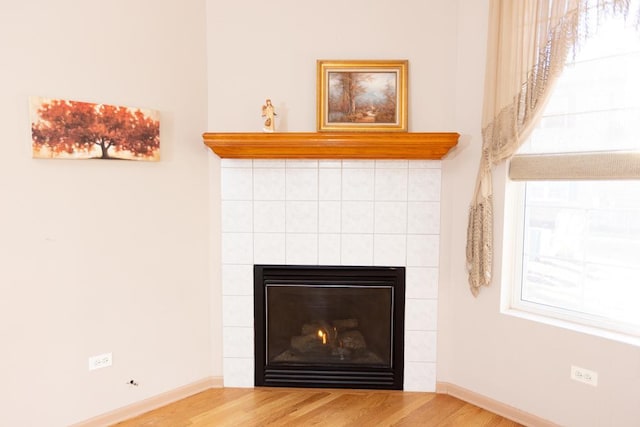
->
<box><xmin>500</xmin><ymin>172</ymin><xmax>640</xmax><ymax>347</ymax></box>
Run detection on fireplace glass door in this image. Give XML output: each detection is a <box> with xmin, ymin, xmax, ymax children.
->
<box><xmin>267</xmin><ymin>284</ymin><xmax>392</xmax><ymax>366</ymax></box>
<box><xmin>255</xmin><ymin>265</ymin><xmax>405</xmax><ymax>390</ymax></box>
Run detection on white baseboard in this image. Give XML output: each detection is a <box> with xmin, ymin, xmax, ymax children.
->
<box><xmin>71</xmin><ymin>376</ymin><xmax>223</xmax><ymax>427</ymax></box>
<box><xmin>436</xmin><ymin>382</ymin><xmax>559</xmax><ymax>427</ymax></box>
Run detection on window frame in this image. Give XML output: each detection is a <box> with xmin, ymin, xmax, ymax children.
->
<box><xmin>501</xmin><ymin>175</ymin><xmax>640</xmax><ymax>347</ymax></box>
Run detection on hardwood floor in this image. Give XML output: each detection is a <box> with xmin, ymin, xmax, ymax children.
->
<box><xmin>114</xmin><ymin>387</ymin><xmax>523</xmax><ymax>426</ymax></box>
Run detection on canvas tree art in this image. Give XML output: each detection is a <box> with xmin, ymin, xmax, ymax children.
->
<box><xmin>30</xmin><ymin>97</ymin><xmax>160</xmax><ymax>161</ymax></box>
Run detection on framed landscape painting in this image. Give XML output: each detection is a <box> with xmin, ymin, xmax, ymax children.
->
<box><xmin>316</xmin><ymin>60</ymin><xmax>408</xmax><ymax>132</ymax></box>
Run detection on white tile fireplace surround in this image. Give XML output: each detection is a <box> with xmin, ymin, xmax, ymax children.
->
<box><xmin>220</xmin><ymin>158</ymin><xmax>440</xmax><ymax>392</ymax></box>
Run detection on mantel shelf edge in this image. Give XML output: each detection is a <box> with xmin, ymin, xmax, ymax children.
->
<box><xmin>202</xmin><ymin>132</ymin><xmax>459</xmax><ymax>160</ymax></box>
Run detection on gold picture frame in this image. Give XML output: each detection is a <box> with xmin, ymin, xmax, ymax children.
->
<box><xmin>316</xmin><ymin>59</ymin><xmax>408</xmax><ymax>132</ymax></box>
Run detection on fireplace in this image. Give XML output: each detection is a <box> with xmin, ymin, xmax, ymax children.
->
<box><xmin>220</xmin><ymin>158</ymin><xmax>441</xmax><ymax>391</ymax></box>
<box><xmin>254</xmin><ymin>265</ymin><xmax>405</xmax><ymax>390</ymax></box>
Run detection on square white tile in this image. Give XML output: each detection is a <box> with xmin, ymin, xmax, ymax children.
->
<box><xmin>222</xmin><ymin>295</ymin><xmax>253</xmax><ymax>327</ymax></box>
<box><xmin>343</xmin><ymin>160</ymin><xmax>374</xmax><ymax>169</ymax></box>
<box><xmin>374</xmin><ymin>202</ymin><xmax>407</xmax><ymax>234</ymax></box>
<box><xmin>221</xmin><ymin>159</ymin><xmax>252</xmax><ymax>168</ymax></box>
<box><xmin>404</xmin><ymin>330</ymin><xmax>437</xmax><ymax>362</ymax></box>
<box><xmin>254</xmin><ymin>168</ymin><xmax>285</xmax><ymax>200</ymax></box>
<box><xmin>405</xmin><ymin>267</ymin><xmax>439</xmax><ymax>299</ymax></box>
<box><xmin>286</xmin><ymin>234</ymin><xmax>319</xmax><ymax>265</ymax></box>
<box><xmin>222</xmin><ymin>264</ymin><xmax>254</xmax><ymax>296</ymax></box>
<box><xmin>318</xmin><ymin>234</ymin><xmax>341</xmax><ymax>265</ymax></box>
<box><xmin>406</xmin><ymin>235</ymin><xmax>440</xmax><ymax>267</ymax></box>
<box><xmin>254</xmin><ymin>233</ymin><xmax>286</xmax><ymax>264</ymax></box>
<box><xmin>319</xmin><ymin>169</ymin><xmax>342</xmax><ymax>201</ymax></box>
<box><xmin>342</xmin><ymin>169</ymin><xmax>375</xmax><ymax>200</ymax></box>
<box><xmin>405</xmin><ymin>298</ymin><xmax>438</xmax><ymax>331</ymax></box>
<box><xmin>408</xmin><ymin>160</ymin><xmax>441</xmax><ymax>169</ymax></box>
<box><xmin>221</xmin><ymin>168</ymin><xmax>253</xmax><ymax>201</ymax></box>
<box><xmin>407</xmin><ymin>202</ymin><xmax>440</xmax><ymax>235</ymax></box>
<box><xmin>253</xmin><ymin>159</ymin><xmax>285</xmax><ymax>168</ymax></box>
<box><xmin>222</xmin><ymin>233</ymin><xmax>253</xmax><ymax>264</ymax></box>
<box><xmin>374</xmin><ymin>234</ymin><xmax>407</xmax><ymax>266</ymax></box>
<box><xmin>319</xmin><ymin>201</ymin><xmax>341</xmax><ymax>233</ymax></box>
<box><xmin>286</xmin><ymin>160</ymin><xmax>318</xmax><ymax>168</ymax></box>
<box><xmin>222</xmin><ymin>201</ymin><xmax>253</xmax><ymax>232</ymax></box>
<box><xmin>376</xmin><ymin>160</ymin><xmax>409</xmax><ymax>169</ymax></box>
<box><xmin>223</xmin><ymin>357</ymin><xmax>254</xmax><ymax>388</ymax></box>
<box><xmin>341</xmin><ymin>234</ymin><xmax>374</xmax><ymax>266</ymax></box>
<box><xmin>286</xmin><ymin>168</ymin><xmax>318</xmax><ymax>200</ymax></box>
<box><xmin>319</xmin><ymin>160</ymin><xmax>342</xmax><ymax>168</ymax></box>
<box><xmin>375</xmin><ymin>168</ymin><xmax>408</xmax><ymax>201</ymax></box>
<box><xmin>403</xmin><ymin>362</ymin><xmax>436</xmax><ymax>392</ymax></box>
<box><xmin>286</xmin><ymin>201</ymin><xmax>318</xmax><ymax>233</ymax></box>
<box><xmin>223</xmin><ymin>327</ymin><xmax>254</xmax><ymax>358</ymax></box>
<box><xmin>342</xmin><ymin>201</ymin><xmax>374</xmax><ymax>233</ymax></box>
<box><xmin>408</xmin><ymin>169</ymin><xmax>441</xmax><ymax>202</ymax></box>
<box><xmin>253</xmin><ymin>201</ymin><xmax>286</xmax><ymax>233</ymax></box>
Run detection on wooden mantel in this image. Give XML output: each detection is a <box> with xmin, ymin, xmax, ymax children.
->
<box><xmin>202</xmin><ymin>132</ymin><xmax>459</xmax><ymax>160</ymax></box>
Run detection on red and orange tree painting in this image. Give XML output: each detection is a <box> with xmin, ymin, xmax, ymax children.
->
<box><xmin>31</xmin><ymin>97</ymin><xmax>160</xmax><ymax>161</ymax></box>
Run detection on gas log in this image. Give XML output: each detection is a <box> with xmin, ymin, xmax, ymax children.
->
<box><xmin>290</xmin><ymin>319</ymin><xmax>367</xmax><ymax>357</ymax></box>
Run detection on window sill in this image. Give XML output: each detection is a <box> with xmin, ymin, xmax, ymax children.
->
<box><xmin>502</xmin><ymin>306</ymin><xmax>640</xmax><ymax>348</ymax></box>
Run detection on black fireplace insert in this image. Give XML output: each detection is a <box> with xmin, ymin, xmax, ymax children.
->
<box><xmin>254</xmin><ymin>265</ymin><xmax>405</xmax><ymax>390</ymax></box>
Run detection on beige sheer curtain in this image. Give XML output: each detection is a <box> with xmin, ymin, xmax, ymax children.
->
<box><xmin>466</xmin><ymin>0</ymin><xmax>637</xmax><ymax>296</ymax></box>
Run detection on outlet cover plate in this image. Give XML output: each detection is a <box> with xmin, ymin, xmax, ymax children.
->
<box><xmin>571</xmin><ymin>365</ymin><xmax>598</xmax><ymax>386</ymax></box>
<box><xmin>89</xmin><ymin>352</ymin><xmax>113</xmax><ymax>371</ymax></box>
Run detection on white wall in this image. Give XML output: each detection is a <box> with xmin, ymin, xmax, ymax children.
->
<box><xmin>0</xmin><ymin>1</ymin><xmax>214</xmax><ymax>426</ymax></box>
<box><xmin>439</xmin><ymin>1</ymin><xmax>640</xmax><ymax>426</ymax></box>
<box><xmin>206</xmin><ymin>0</ymin><xmax>459</xmax><ymax>133</ymax></box>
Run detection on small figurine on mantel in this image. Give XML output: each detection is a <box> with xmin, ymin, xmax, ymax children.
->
<box><xmin>261</xmin><ymin>98</ymin><xmax>277</xmax><ymax>132</ymax></box>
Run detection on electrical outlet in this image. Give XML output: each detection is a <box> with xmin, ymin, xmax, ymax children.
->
<box><xmin>571</xmin><ymin>365</ymin><xmax>598</xmax><ymax>386</ymax></box>
<box><xmin>89</xmin><ymin>352</ymin><xmax>112</xmax><ymax>371</ymax></box>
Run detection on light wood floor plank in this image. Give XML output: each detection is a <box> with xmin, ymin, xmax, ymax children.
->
<box><xmin>370</xmin><ymin>393</ymin><xmax>439</xmax><ymax>425</ymax></box>
<box><xmin>114</xmin><ymin>387</ymin><xmax>523</xmax><ymax>426</ymax></box>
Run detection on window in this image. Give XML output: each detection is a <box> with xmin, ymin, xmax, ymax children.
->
<box><xmin>505</xmin><ymin>15</ymin><xmax>640</xmax><ymax>342</ymax></box>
